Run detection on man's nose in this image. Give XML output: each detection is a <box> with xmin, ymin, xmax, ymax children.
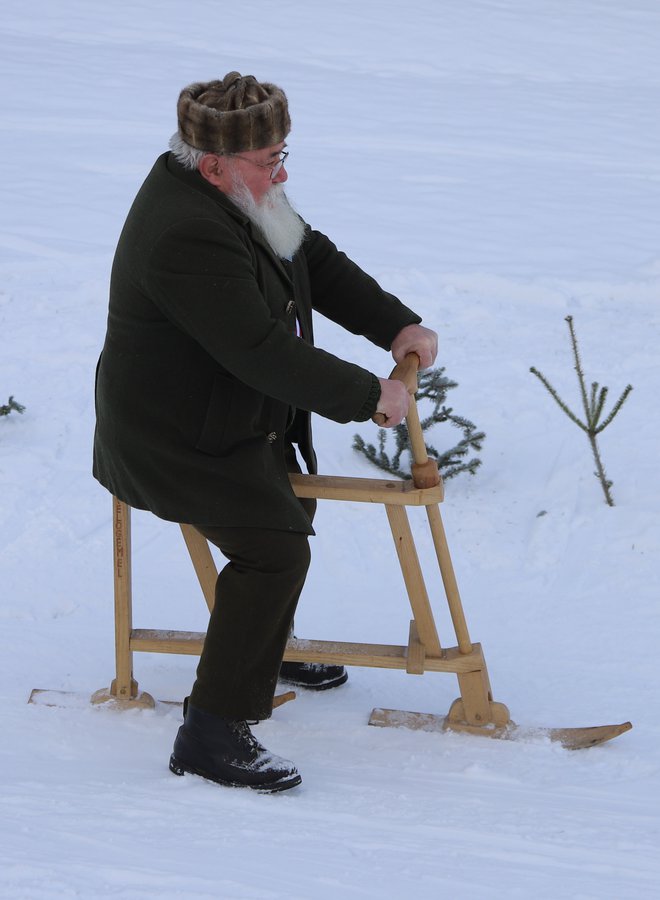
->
<box><xmin>273</xmin><ymin>164</ymin><xmax>288</xmax><ymax>184</ymax></box>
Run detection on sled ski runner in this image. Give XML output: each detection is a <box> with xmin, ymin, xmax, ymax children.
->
<box><xmin>39</xmin><ymin>353</ymin><xmax>631</xmax><ymax>755</ymax></box>
<box><xmin>369</xmin><ymin>708</ymin><xmax>633</xmax><ymax>750</ymax></box>
<box><xmin>28</xmin><ymin>688</ymin><xmax>297</xmax><ymax>711</ymax></box>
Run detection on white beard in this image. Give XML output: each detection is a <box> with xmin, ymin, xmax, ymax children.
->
<box><xmin>228</xmin><ymin>174</ymin><xmax>306</xmax><ymax>260</ymax></box>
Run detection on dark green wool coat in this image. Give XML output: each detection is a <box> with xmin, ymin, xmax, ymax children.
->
<box><xmin>93</xmin><ymin>153</ymin><xmax>421</xmax><ymax>533</ymax></box>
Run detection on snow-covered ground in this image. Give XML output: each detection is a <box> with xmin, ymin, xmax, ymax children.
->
<box><xmin>1</xmin><ymin>2</ymin><xmax>659</xmax><ymax>897</ymax></box>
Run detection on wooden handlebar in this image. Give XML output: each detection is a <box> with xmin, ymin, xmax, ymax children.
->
<box><xmin>372</xmin><ymin>353</ymin><xmax>420</xmax><ymax>427</ymax></box>
<box><xmin>371</xmin><ymin>352</ymin><xmax>440</xmax><ymax>488</ymax></box>
<box><xmin>387</xmin><ymin>352</ymin><xmax>421</xmax><ymax>395</ymax></box>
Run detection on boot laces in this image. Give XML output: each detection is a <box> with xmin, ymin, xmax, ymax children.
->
<box><xmin>229</xmin><ymin>719</ymin><xmax>263</xmax><ymax>752</ymax></box>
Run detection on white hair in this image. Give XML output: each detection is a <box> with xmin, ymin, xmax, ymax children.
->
<box><xmin>168</xmin><ymin>131</ymin><xmax>207</xmax><ymax>170</ymax></box>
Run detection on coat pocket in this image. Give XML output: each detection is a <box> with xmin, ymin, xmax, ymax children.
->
<box><xmin>195</xmin><ymin>372</ymin><xmax>266</xmax><ymax>456</ymax></box>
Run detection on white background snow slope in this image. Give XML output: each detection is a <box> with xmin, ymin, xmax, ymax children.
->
<box><xmin>1</xmin><ymin>2</ymin><xmax>659</xmax><ymax>898</ymax></box>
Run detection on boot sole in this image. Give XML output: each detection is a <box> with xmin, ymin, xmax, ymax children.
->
<box><xmin>279</xmin><ymin>671</ymin><xmax>349</xmax><ymax>691</ymax></box>
<box><xmin>169</xmin><ymin>754</ymin><xmax>302</xmax><ymax>793</ymax></box>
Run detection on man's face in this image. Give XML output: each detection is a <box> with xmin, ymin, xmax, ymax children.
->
<box><xmin>227</xmin><ymin>141</ymin><xmax>288</xmax><ymax>203</ymax></box>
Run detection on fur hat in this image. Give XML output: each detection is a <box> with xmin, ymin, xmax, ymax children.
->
<box><xmin>176</xmin><ymin>72</ymin><xmax>291</xmax><ymax>154</ymax></box>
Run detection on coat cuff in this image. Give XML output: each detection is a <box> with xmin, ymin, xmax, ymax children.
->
<box><xmin>354</xmin><ymin>374</ymin><xmax>381</xmax><ymax>422</ymax></box>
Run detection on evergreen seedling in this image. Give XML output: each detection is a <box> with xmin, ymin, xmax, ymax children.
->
<box><xmin>530</xmin><ymin>315</ymin><xmax>632</xmax><ymax>506</ymax></box>
<box><xmin>0</xmin><ymin>396</ymin><xmax>25</xmax><ymax>418</ymax></box>
<box><xmin>353</xmin><ymin>367</ymin><xmax>484</xmax><ymax>481</ymax></box>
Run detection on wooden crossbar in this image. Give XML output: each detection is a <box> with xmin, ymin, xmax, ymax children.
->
<box><xmin>288</xmin><ymin>473</ymin><xmax>444</xmax><ymax>505</ymax></box>
<box><xmin>127</xmin><ymin>629</ymin><xmax>487</xmax><ymax>674</ymax></box>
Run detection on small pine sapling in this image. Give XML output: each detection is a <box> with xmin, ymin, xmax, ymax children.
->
<box><xmin>1</xmin><ymin>396</ymin><xmax>25</xmax><ymax>418</ymax></box>
<box><xmin>530</xmin><ymin>315</ymin><xmax>632</xmax><ymax>506</ymax></box>
<box><xmin>353</xmin><ymin>367</ymin><xmax>485</xmax><ymax>480</ymax></box>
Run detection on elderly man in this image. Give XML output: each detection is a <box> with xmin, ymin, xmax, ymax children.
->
<box><xmin>93</xmin><ymin>72</ymin><xmax>437</xmax><ymax>792</ymax></box>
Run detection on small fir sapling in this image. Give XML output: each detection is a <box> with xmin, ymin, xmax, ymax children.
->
<box><xmin>353</xmin><ymin>367</ymin><xmax>485</xmax><ymax>480</ymax></box>
<box><xmin>0</xmin><ymin>396</ymin><xmax>25</xmax><ymax>418</ymax></box>
<box><xmin>530</xmin><ymin>315</ymin><xmax>632</xmax><ymax>507</ymax></box>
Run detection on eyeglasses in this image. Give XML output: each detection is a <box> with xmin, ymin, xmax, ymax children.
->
<box><xmin>230</xmin><ymin>149</ymin><xmax>289</xmax><ymax>180</ymax></box>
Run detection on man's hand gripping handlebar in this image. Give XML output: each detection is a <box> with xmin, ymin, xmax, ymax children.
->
<box><xmin>373</xmin><ymin>353</ymin><xmax>421</xmax><ymax>428</ymax></box>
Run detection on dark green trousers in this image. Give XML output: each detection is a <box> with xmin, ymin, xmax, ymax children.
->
<box><xmin>189</xmin><ymin>445</ymin><xmax>316</xmax><ymax>721</ymax></box>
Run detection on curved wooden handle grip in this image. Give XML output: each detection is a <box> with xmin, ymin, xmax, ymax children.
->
<box><xmin>371</xmin><ymin>353</ymin><xmax>440</xmax><ymax>488</ymax></box>
<box><xmin>372</xmin><ymin>353</ymin><xmax>420</xmax><ymax>426</ymax></box>
<box><xmin>388</xmin><ymin>352</ymin><xmax>420</xmax><ymax>394</ymax></box>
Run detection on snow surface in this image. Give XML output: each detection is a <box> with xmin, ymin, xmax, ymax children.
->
<box><xmin>1</xmin><ymin>1</ymin><xmax>659</xmax><ymax>897</ymax></box>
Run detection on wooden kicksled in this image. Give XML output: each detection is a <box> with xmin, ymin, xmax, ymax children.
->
<box><xmin>31</xmin><ymin>355</ymin><xmax>631</xmax><ymax>750</ymax></box>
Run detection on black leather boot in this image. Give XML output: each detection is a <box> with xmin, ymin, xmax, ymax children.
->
<box><xmin>279</xmin><ymin>661</ymin><xmax>348</xmax><ymax>691</ymax></box>
<box><xmin>169</xmin><ymin>700</ymin><xmax>301</xmax><ymax>792</ymax></box>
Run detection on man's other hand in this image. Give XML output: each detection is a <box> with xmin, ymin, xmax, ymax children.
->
<box><xmin>391</xmin><ymin>324</ymin><xmax>438</xmax><ymax>369</ymax></box>
<box><xmin>375</xmin><ymin>378</ymin><xmax>410</xmax><ymax>427</ymax></box>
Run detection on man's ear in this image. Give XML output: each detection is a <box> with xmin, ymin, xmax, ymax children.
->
<box><xmin>198</xmin><ymin>154</ymin><xmax>227</xmax><ymax>188</ymax></box>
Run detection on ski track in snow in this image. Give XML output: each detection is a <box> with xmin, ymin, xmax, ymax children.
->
<box><xmin>1</xmin><ymin>2</ymin><xmax>660</xmax><ymax>898</ymax></box>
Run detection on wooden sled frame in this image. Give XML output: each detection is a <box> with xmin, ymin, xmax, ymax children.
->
<box><xmin>83</xmin><ymin>355</ymin><xmax>631</xmax><ymax>750</ymax></box>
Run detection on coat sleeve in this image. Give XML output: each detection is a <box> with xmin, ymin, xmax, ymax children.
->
<box><xmin>144</xmin><ymin>216</ymin><xmax>379</xmax><ymax>424</ymax></box>
<box><xmin>302</xmin><ymin>228</ymin><xmax>422</xmax><ymax>348</ymax></box>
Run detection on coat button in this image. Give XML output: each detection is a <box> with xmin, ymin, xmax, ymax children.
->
<box><xmin>267</xmin><ymin>431</ymin><xmax>278</xmax><ymax>443</ymax></box>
